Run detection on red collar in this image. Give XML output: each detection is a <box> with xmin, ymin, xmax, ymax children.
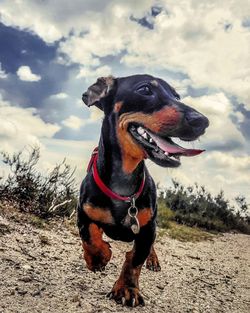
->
<box><xmin>87</xmin><ymin>148</ymin><xmax>145</xmax><ymax>202</ymax></box>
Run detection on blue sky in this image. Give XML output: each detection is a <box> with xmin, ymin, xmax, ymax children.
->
<box><xmin>0</xmin><ymin>0</ymin><xmax>250</xmax><ymax>203</ymax></box>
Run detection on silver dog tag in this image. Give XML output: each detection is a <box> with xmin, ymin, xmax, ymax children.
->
<box><xmin>130</xmin><ymin>216</ymin><xmax>140</xmax><ymax>234</ymax></box>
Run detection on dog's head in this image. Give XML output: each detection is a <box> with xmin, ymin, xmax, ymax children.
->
<box><xmin>82</xmin><ymin>74</ymin><xmax>209</xmax><ymax>171</ymax></box>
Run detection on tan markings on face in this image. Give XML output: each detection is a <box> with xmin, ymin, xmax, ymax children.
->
<box><xmin>116</xmin><ymin>122</ymin><xmax>146</xmax><ymax>174</ymax></box>
<box><xmin>119</xmin><ymin>107</ymin><xmax>181</xmax><ymax>133</ymax></box>
<box><xmin>83</xmin><ymin>203</ymin><xmax>114</xmax><ymax>224</ymax></box>
<box><xmin>117</xmin><ymin>107</ymin><xmax>181</xmax><ymax>173</ymax></box>
<box><xmin>151</xmin><ymin>80</ymin><xmax>158</xmax><ymax>87</ymax></box>
<box><xmin>114</xmin><ymin>101</ymin><xmax>123</xmax><ymax>113</ymax></box>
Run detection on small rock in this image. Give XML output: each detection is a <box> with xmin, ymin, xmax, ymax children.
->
<box><xmin>39</xmin><ymin>235</ymin><xmax>50</xmax><ymax>245</ymax></box>
<box><xmin>72</xmin><ymin>294</ymin><xmax>80</xmax><ymax>302</ymax></box>
<box><xmin>22</xmin><ymin>264</ymin><xmax>33</xmax><ymax>271</ymax></box>
<box><xmin>32</xmin><ymin>290</ymin><xmax>41</xmax><ymax>297</ymax></box>
<box><xmin>19</xmin><ymin>275</ymin><xmax>33</xmax><ymax>282</ymax></box>
<box><xmin>16</xmin><ymin>287</ymin><xmax>28</xmax><ymax>295</ymax></box>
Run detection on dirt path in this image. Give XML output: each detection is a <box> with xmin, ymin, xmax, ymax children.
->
<box><xmin>0</xmin><ymin>211</ymin><xmax>249</xmax><ymax>313</ymax></box>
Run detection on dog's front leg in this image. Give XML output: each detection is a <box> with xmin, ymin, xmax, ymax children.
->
<box><xmin>108</xmin><ymin>222</ymin><xmax>156</xmax><ymax>307</ymax></box>
<box><xmin>81</xmin><ymin>222</ymin><xmax>112</xmax><ymax>272</ymax></box>
<box><xmin>146</xmin><ymin>245</ymin><xmax>161</xmax><ymax>271</ymax></box>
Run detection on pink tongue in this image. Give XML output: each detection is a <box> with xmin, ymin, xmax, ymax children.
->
<box><xmin>149</xmin><ymin>132</ymin><xmax>205</xmax><ymax>157</ymax></box>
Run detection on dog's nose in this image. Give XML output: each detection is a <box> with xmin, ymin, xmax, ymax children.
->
<box><xmin>82</xmin><ymin>92</ymin><xmax>88</xmax><ymax>104</ymax></box>
<box><xmin>186</xmin><ymin>111</ymin><xmax>209</xmax><ymax>133</ymax></box>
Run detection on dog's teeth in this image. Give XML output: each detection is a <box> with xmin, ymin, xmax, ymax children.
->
<box><xmin>137</xmin><ymin>127</ymin><xmax>145</xmax><ymax>135</ymax></box>
<box><xmin>149</xmin><ymin>138</ymin><xmax>153</xmax><ymax>143</ymax></box>
<box><xmin>164</xmin><ymin>152</ymin><xmax>169</xmax><ymax>156</ymax></box>
<box><xmin>142</xmin><ymin>133</ymin><xmax>147</xmax><ymax>139</ymax></box>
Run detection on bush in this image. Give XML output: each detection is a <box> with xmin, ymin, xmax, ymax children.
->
<box><xmin>0</xmin><ymin>147</ymin><xmax>77</xmax><ymax>218</ymax></box>
<box><xmin>157</xmin><ymin>198</ymin><xmax>175</xmax><ymax>229</ymax></box>
<box><xmin>158</xmin><ymin>180</ymin><xmax>250</xmax><ymax>234</ymax></box>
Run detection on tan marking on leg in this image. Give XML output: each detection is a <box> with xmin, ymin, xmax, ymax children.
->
<box><xmin>146</xmin><ymin>245</ymin><xmax>161</xmax><ymax>271</ymax></box>
<box><xmin>109</xmin><ymin>248</ymin><xmax>144</xmax><ymax>306</ymax></box>
<box><xmin>83</xmin><ymin>223</ymin><xmax>112</xmax><ymax>272</ymax></box>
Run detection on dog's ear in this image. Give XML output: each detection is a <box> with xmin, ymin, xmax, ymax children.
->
<box><xmin>82</xmin><ymin>76</ymin><xmax>115</xmax><ymax>110</ymax></box>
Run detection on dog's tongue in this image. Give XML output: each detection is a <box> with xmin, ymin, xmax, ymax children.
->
<box><xmin>148</xmin><ymin>132</ymin><xmax>205</xmax><ymax>156</ymax></box>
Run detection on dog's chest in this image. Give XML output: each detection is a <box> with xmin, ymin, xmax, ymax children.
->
<box><xmin>83</xmin><ymin>202</ymin><xmax>152</xmax><ymax>230</ymax></box>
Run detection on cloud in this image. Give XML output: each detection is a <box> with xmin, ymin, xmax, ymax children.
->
<box><xmin>121</xmin><ymin>0</ymin><xmax>250</xmax><ymax>107</ymax></box>
<box><xmin>0</xmin><ymin>93</ymin><xmax>94</xmax><ymax>186</ymax></box>
<box><xmin>1</xmin><ymin>0</ymin><xmax>249</xmax><ymax>108</ymax></box>
<box><xmin>40</xmin><ymin>138</ymin><xmax>97</xmax><ymax>186</ymax></box>
<box><xmin>182</xmin><ymin>92</ymin><xmax>246</xmax><ymax>152</ymax></box>
<box><xmin>50</xmin><ymin>92</ymin><xmax>69</xmax><ymax>99</ymax></box>
<box><xmin>88</xmin><ymin>107</ymin><xmax>103</xmax><ymax>122</ymax></box>
<box><xmin>17</xmin><ymin>65</ymin><xmax>41</xmax><ymax>82</ymax></box>
<box><xmin>62</xmin><ymin>115</ymin><xmax>85</xmax><ymax>130</ymax></box>
<box><xmin>150</xmin><ymin>150</ymin><xmax>250</xmax><ymax>204</ymax></box>
<box><xmin>0</xmin><ymin>0</ymin><xmax>249</xmax><ymax>203</ymax></box>
<box><xmin>77</xmin><ymin>65</ymin><xmax>112</xmax><ymax>80</ymax></box>
<box><xmin>0</xmin><ymin>94</ymin><xmax>60</xmax><ymax>153</ymax></box>
<box><xmin>0</xmin><ymin>0</ymin><xmax>111</xmax><ymax>43</ymax></box>
<box><xmin>0</xmin><ymin>62</ymin><xmax>7</xmax><ymax>79</ymax></box>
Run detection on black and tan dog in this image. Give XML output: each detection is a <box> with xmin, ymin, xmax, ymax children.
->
<box><xmin>77</xmin><ymin>74</ymin><xmax>209</xmax><ymax>307</ymax></box>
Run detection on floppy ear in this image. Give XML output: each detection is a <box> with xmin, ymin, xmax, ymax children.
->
<box><xmin>82</xmin><ymin>76</ymin><xmax>115</xmax><ymax>110</ymax></box>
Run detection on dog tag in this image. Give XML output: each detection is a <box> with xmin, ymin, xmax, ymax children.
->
<box><xmin>128</xmin><ymin>203</ymin><xmax>140</xmax><ymax>234</ymax></box>
<box><xmin>130</xmin><ymin>216</ymin><xmax>140</xmax><ymax>234</ymax></box>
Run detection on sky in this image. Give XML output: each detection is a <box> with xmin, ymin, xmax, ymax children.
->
<box><xmin>0</xmin><ymin>0</ymin><xmax>250</xmax><ymax>204</ymax></box>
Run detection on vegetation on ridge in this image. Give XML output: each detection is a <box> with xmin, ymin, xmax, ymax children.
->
<box><xmin>0</xmin><ymin>148</ymin><xmax>249</xmax><ymax>237</ymax></box>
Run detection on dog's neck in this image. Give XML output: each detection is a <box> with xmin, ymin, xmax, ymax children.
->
<box><xmin>95</xmin><ymin>118</ymin><xmax>145</xmax><ymax>197</ymax></box>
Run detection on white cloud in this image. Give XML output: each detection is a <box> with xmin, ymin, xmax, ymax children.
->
<box><xmin>150</xmin><ymin>150</ymin><xmax>250</xmax><ymax>204</ymax></box>
<box><xmin>62</xmin><ymin>115</ymin><xmax>85</xmax><ymax>130</ymax></box>
<box><xmin>77</xmin><ymin>65</ymin><xmax>112</xmax><ymax>80</ymax></box>
<box><xmin>0</xmin><ymin>0</ymin><xmax>119</xmax><ymax>43</ymax></box>
<box><xmin>121</xmin><ymin>0</ymin><xmax>250</xmax><ymax>106</ymax></box>
<box><xmin>0</xmin><ymin>94</ymin><xmax>60</xmax><ymax>153</ymax></box>
<box><xmin>88</xmin><ymin>107</ymin><xmax>103</xmax><ymax>122</ymax></box>
<box><xmin>50</xmin><ymin>92</ymin><xmax>69</xmax><ymax>99</ymax></box>
<box><xmin>40</xmin><ymin>138</ymin><xmax>97</xmax><ymax>186</ymax></box>
<box><xmin>1</xmin><ymin>0</ymin><xmax>249</xmax><ymax>203</ymax></box>
<box><xmin>2</xmin><ymin>0</ymin><xmax>250</xmax><ymax>108</ymax></box>
<box><xmin>0</xmin><ymin>63</ymin><xmax>7</xmax><ymax>79</ymax></box>
<box><xmin>16</xmin><ymin>66</ymin><xmax>41</xmax><ymax>82</ymax></box>
<box><xmin>182</xmin><ymin>92</ymin><xmax>246</xmax><ymax>149</ymax></box>
<box><xmin>0</xmin><ymin>94</ymin><xmax>94</xmax><ymax>186</ymax></box>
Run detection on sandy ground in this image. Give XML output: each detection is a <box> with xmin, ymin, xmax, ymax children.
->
<box><xmin>0</xmin><ymin>210</ymin><xmax>249</xmax><ymax>313</ymax></box>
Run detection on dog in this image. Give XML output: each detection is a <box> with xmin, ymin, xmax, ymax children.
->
<box><xmin>77</xmin><ymin>74</ymin><xmax>209</xmax><ymax>307</ymax></box>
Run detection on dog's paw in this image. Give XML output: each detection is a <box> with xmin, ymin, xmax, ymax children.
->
<box><xmin>107</xmin><ymin>286</ymin><xmax>145</xmax><ymax>307</ymax></box>
<box><xmin>146</xmin><ymin>255</ymin><xmax>161</xmax><ymax>272</ymax></box>
<box><xmin>84</xmin><ymin>242</ymin><xmax>112</xmax><ymax>272</ymax></box>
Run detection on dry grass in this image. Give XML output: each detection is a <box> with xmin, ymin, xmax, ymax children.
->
<box><xmin>160</xmin><ymin>221</ymin><xmax>215</xmax><ymax>242</ymax></box>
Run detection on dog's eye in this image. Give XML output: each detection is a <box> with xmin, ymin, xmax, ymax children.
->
<box><xmin>136</xmin><ymin>85</ymin><xmax>152</xmax><ymax>96</ymax></box>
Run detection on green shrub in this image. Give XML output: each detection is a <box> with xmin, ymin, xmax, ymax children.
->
<box><xmin>0</xmin><ymin>147</ymin><xmax>77</xmax><ymax>219</ymax></box>
<box><xmin>157</xmin><ymin>199</ymin><xmax>175</xmax><ymax>228</ymax></box>
<box><xmin>158</xmin><ymin>180</ymin><xmax>250</xmax><ymax>234</ymax></box>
